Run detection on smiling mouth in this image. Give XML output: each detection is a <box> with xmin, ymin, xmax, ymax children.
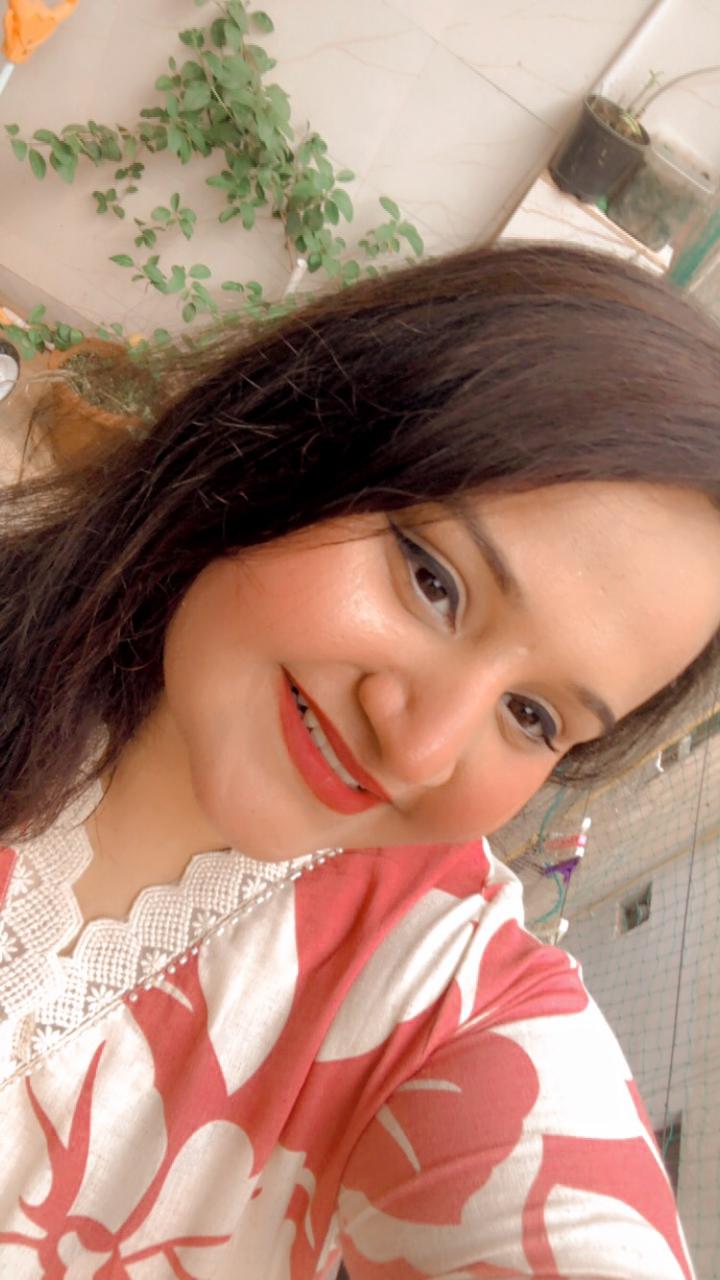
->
<box><xmin>290</xmin><ymin>683</ymin><xmax>366</xmax><ymax>789</ymax></box>
<box><xmin>278</xmin><ymin>670</ymin><xmax>388</xmax><ymax>816</ymax></box>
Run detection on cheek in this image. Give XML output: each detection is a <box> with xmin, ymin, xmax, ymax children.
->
<box><xmin>234</xmin><ymin>546</ymin><xmax>400</xmax><ymax>658</ymax></box>
<box><xmin>430</xmin><ymin>753</ymin><xmax>556</xmax><ymax>841</ymax></box>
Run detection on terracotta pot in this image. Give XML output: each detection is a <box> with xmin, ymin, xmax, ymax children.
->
<box><xmin>47</xmin><ymin>337</ymin><xmax>150</xmax><ymax>466</ymax></box>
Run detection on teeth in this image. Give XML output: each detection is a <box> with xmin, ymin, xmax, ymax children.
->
<box><xmin>291</xmin><ymin>683</ymin><xmax>308</xmax><ymax>712</ymax></box>
<box><xmin>291</xmin><ymin>686</ymin><xmax>363</xmax><ymax>791</ymax></box>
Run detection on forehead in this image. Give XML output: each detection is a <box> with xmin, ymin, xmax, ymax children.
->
<box><xmin>464</xmin><ymin>482</ymin><xmax>720</xmax><ymax>715</ymax></box>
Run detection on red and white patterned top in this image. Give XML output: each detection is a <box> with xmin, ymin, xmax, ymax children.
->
<box><xmin>0</xmin><ymin>777</ymin><xmax>695</xmax><ymax>1279</ymax></box>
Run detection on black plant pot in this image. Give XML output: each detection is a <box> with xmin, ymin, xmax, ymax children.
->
<box><xmin>549</xmin><ymin>94</ymin><xmax>650</xmax><ymax>204</ymax></box>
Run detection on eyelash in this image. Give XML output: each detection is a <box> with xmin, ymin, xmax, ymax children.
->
<box><xmin>501</xmin><ymin>694</ymin><xmax>560</xmax><ymax>753</ymax></box>
<box><xmin>390</xmin><ymin>521</ymin><xmax>560</xmax><ymax>753</ymax></box>
<box><xmin>390</xmin><ymin>523</ymin><xmax>460</xmax><ymax>628</ymax></box>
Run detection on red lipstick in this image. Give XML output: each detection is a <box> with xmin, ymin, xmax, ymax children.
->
<box><xmin>279</xmin><ymin>670</ymin><xmax>389</xmax><ymax>815</ymax></box>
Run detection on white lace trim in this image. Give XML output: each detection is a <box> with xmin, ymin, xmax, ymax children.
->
<box><xmin>0</xmin><ymin>777</ymin><xmax>341</xmax><ymax>1085</ymax></box>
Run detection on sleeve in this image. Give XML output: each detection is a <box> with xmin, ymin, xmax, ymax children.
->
<box><xmin>335</xmin><ymin>991</ymin><xmax>696</xmax><ymax>1280</ymax></box>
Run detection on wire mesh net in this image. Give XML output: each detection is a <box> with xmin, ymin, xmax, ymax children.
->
<box><xmin>492</xmin><ymin>700</ymin><xmax>720</xmax><ymax>1277</ymax></box>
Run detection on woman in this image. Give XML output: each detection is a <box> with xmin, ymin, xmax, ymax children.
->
<box><xmin>0</xmin><ymin>244</ymin><xmax>717</xmax><ymax>1278</ymax></box>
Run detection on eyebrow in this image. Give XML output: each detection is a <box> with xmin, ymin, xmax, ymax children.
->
<box><xmin>453</xmin><ymin>504</ymin><xmax>618</xmax><ymax>737</ymax></box>
<box><xmin>454</xmin><ymin>505</ymin><xmax>523</xmax><ymax>602</ymax></box>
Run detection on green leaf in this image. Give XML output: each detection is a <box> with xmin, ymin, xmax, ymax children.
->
<box><xmin>321</xmin><ymin>254</ymin><xmax>341</xmax><ymax>277</ymax></box>
<box><xmin>210</xmin><ymin>18</ymin><xmax>227</xmax><ymax>46</ymax></box>
<box><xmin>4</xmin><ymin>124</ymin><xmax>19</xmax><ymax>137</ymax></box>
<box><xmin>245</xmin><ymin>42</ymin><xmax>274</xmax><ymax>72</ymax></box>
<box><xmin>167</xmin><ymin>124</ymin><xmax>184</xmax><ymax>156</ymax></box>
<box><xmin>251</xmin><ymin>10</ymin><xmax>274</xmax><ymax>32</ymax></box>
<box><xmin>32</xmin><ymin>128</ymin><xmax>59</xmax><ymax>145</ymax></box>
<box><xmin>70</xmin><ymin>328</ymin><xmax>85</xmax><ymax>344</ymax></box>
<box><xmin>50</xmin><ymin>139</ymin><xmax>76</xmax><ymax>166</ymax></box>
<box><xmin>336</xmin><ymin>168</ymin><xmax>355</xmax><ymax>182</ymax></box>
<box><xmin>179</xmin><ymin>28</ymin><xmax>205</xmax><ymax>49</ymax></box>
<box><xmin>110</xmin><ymin>254</ymin><xmax>134</xmax><ymax>267</ymax></box>
<box><xmin>28</xmin><ymin>304</ymin><xmax>46</xmax><ymax>323</ymax></box>
<box><xmin>181</xmin><ymin>59</ymin><xmax>205</xmax><ymax>83</ymax></box>
<box><xmin>170</xmin><ymin>192</ymin><xmax>181</xmax><ymax>212</ymax></box>
<box><xmin>191</xmin><ymin>282</ymin><xmax>214</xmax><ymax>306</ymax></box>
<box><xmin>112</xmin><ymin>205</ymin><xmax>126</xmax><ymax>218</ymax></box>
<box><xmin>240</xmin><ymin>203</ymin><xmax>256</xmax><ymax>230</ymax></box>
<box><xmin>153</xmin><ymin>328</ymin><xmax>172</xmax><ymax>345</ymax></box>
<box><xmin>340</xmin><ymin>258</ymin><xmax>361</xmax><ymax>284</ymax></box>
<box><xmin>189</xmin><ymin>263</ymin><xmax>211</xmax><ymax>278</ymax></box>
<box><xmin>81</xmin><ymin>140</ymin><xmax>103</xmax><ymax>162</ymax></box>
<box><xmin>155</xmin><ymin>75</ymin><xmax>176</xmax><ymax>91</ymax></box>
<box><xmin>167</xmin><ymin>265</ymin><xmax>187</xmax><ymax>294</ymax></box>
<box><xmin>152</xmin><ymin>206</ymin><xmax>172</xmax><ymax>223</ymax></box>
<box><xmin>303</xmin><ymin>206</ymin><xmax>324</xmax><ymax>233</ymax></box>
<box><xmin>28</xmin><ymin>149</ymin><xmax>47</xmax><ymax>180</ymax></box>
<box><xmin>324</xmin><ymin>199</ymin><xmax>339</xmax><ymax>226</ymax></box>
<box><xmin>206</xmin><ymin>172</ymin><xmax>234</xmax><ymax>190</ymax></box>
<box><xmin>224</xmin><ymin>20</ymin><xmax>244</xmax><ymax>51</ymax></box>
<box><xmin>182</xmin><ymin>302</ymin><xmax>197</xmax><ymax>323</ymax></box>
<box><xmin>100</xmin><ymin>135</ymin><xmax>122</xmax><ymax>162</ymax></box>
<box><xmin>166</xmin><ymin>94</ymin><xmax>180</xmax><ymax>119</ymax></box>
<box><xmin>332</xmin><ymin>188</ymin><xmax>353</xmax><ymax>221</ymax></box>
<box><xmin>221</xmin><ymin>280</ymin><xmax>244</xmax><ymax>291</ymax></box>
<box><xmin>219</xmin><ymin>206</ymin><xmax>240</xmax><ymax>223</ymax></box>
<box><xmin>379</xmin><ymin>195</ymin><xmax>400</xmax><ymax>220</ymax></box>
<box><xmin>398</xmin><ymin>220</ymin><xmax>424</xmax><ymax>256</ymax></box>
<box><xmin>144</xmin><ymin>263</ymin><xmax>166</xmax><ymax>286</ymax></box>
<box><xmin>183</xmin><ymin>82</ymin><xmax>212</xmax><ymax>111</ymax></box>
<box><xmin>48</xmin><ymin>153</ymin><xmax>74</xmax><ymax>182</ymax></box>
<box><xmin>227</xmin><ymin>0</ymin><xmax>249</xmax><ymax>28</ymax></box>
<box><xmin>11</xmin><ymin>140</ymin><xmax>27</xmax><ymax>162</ymax></box>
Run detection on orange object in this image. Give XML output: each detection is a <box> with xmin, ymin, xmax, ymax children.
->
<box><xmin>2</xmin><ymin>0</ymin><xmax>79</xmax><ymax>64</ymax></box>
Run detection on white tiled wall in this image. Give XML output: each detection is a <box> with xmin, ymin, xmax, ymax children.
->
<box><xmin>0</xmin><ymin>0</ymin><xmax>670</xmax><ymax>334</ymax></box>
<box><xmin>601</xmin><ymin>0</ymin><xmax>720</xmax><ymax>175</ymax></box>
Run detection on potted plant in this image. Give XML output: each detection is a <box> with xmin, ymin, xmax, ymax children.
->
<box><xmin>549</xmin><ymin>93</ymin><xmax>650</xmax><ymax>204</ymax></box>
<box><xmin>550</xmin><ymin>64</ymin><xmax>720</xmax><ymax>208</ymax></box>
<box><xmin>0</xmin><ymin>308</ymin><xmax>160</xmax><ymax>466</ymax></box>
<box><xmin>46</xmin><ymin>336</ymin><xmax>160</xmax><ymax>466</ymax></box>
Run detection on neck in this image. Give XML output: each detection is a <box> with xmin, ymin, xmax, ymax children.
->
<box><xmin>79</xmin><ymin>700</ymin><xmax>231</xmax><ymax>923</ymax></box>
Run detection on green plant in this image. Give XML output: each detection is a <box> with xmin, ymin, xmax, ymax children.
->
<box><xmin>0</xmin><ymin>306</ymin><xmax>85</xmax><ymax>363</ymax></box>
<box><xmin>1</xmin><ymin>0</ymin><xmax>424</xmax><ymax>362</ymax></box>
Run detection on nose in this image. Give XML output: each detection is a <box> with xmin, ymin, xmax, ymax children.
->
<box><xmin>357</xmin><ymin>665</ymin><xmax>500</xmax><ymax>791</ymax></box>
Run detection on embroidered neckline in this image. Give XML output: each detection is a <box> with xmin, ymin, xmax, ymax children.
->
<box><xmin>0</xmin><ymin>774</ymin><xmax>342</xmax><ymax>1085</ymax></box>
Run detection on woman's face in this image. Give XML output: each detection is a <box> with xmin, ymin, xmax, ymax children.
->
<box><xmin>161</xmin><ymin>482</ymin><xmax>720</xmax><ymax>860</ymax></box>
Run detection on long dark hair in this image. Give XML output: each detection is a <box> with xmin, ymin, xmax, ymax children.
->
<box><xmin>2</xmin><ymin>243</ymin><xmax>720</xmax><ymax>840</ymax></box>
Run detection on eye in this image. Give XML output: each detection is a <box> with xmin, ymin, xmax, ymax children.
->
<box><xmin>502</xmin><ymin>693</ymin><xmax>560</xmax><ymax>753</ymax></box>
<box><xmin>389</xmin><ymin>523</ymin><xmax>460</xmax><ymax>628</ymax></box>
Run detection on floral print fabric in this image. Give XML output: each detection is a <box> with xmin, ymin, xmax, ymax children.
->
<box><xmin>0</xmin><ymin>818</ymin><xmax>695</xmax><ymax>1279</ymax></box>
